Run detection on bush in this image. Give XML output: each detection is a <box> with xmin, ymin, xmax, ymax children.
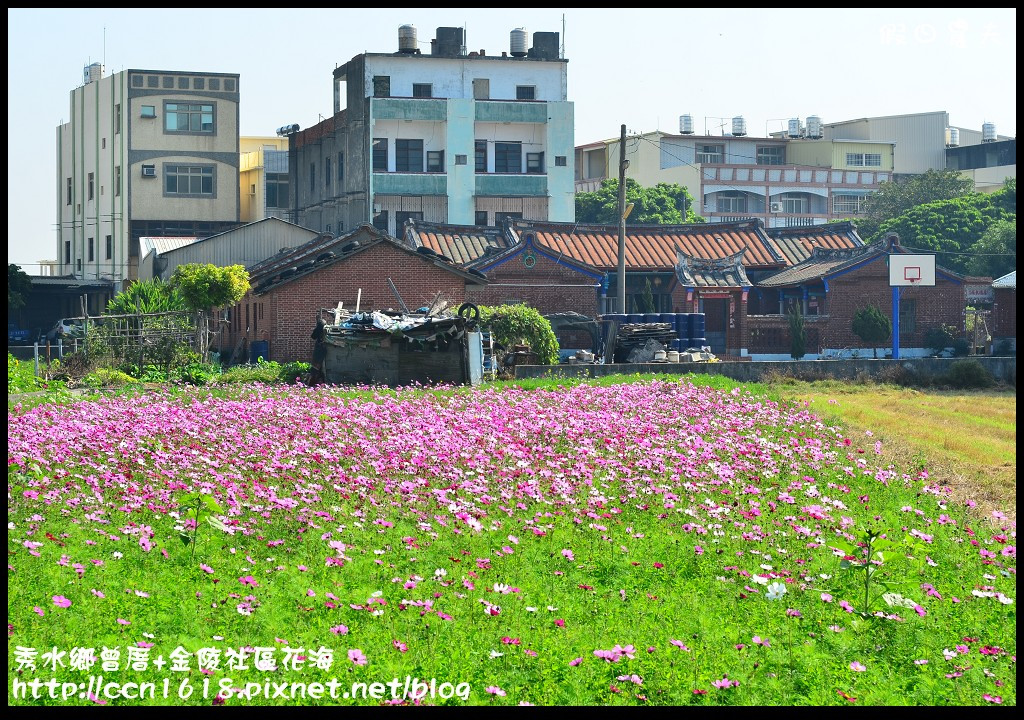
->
<box><xmin>851</xmin><ymin>305</ymin><xmax>891</xmax><ymax>358</ymax></box>
<box><xmin>213</xmin><ymin>360</ymin><xmax>283</xmax><ymax>385</ymax></box>
<box><xmin>170</xmin><ymin>361</ymin><xmax>222</xmax><ymax>386</ymax></box>
<box><xmin>787</xmin><ymin>306</ymin><xmax>806</xmax><ymax>359</ymax></box>
<box><xmin>952</xmin><ymin>338</ymin><xmax>971</xmax><ymax>357</ymax></box>
<box><xmin>80</xmin><ymin>367</ymin><xmax>141</xmax><ymax>389</ymax></box>
<box><xmin>875</xmin><ymin>363</ymin><xmax>927</xmax><ymax>387</ymax></box>
<box><xmin>279</xmin><ymin>361</ymin><xmax>311</xmax><ymax>384</ymax></box>
<box><xmin>924</xmin><ymin>325</ymin><xmax>957</xmax><ymax>355</ymax></box>
<box><xmin>942</xmin><ymin>359</ymin><xmax>994</xmax><ymax>388</ymax></box>
<box><xmin>993</xmin><ymin>338</ymin><xmax>1015</xmax><ymax>356</ymax></box>
<box><xmin>478</xmin><ymin>304</ymin><xmax>560</xmax><ymax>365</ymax></box>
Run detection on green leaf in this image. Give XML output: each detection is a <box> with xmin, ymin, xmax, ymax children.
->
<box><xmin>201</xmin><ymin>494</ymin><xmax>224</xmax><ymax>514</ymax></box>
<box><xmin>839</xmin><ymin>559</ymin><xmax>853</xmax><ymax>570</ymax></box>
<box><xmin>207</xmin><ymin>516</ymin><xmax>229</xmax><ymax>532</ymax></box>
<box><xmin>179</xmin><ymin>533</ymin><xmax>193</xmax><ymax>545</ymax></box>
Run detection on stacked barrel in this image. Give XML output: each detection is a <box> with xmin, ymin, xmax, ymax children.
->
<box><xmin>601</xmin><ymin>312</ymin><xmax>706</xmax><ymax>353</ymax></box>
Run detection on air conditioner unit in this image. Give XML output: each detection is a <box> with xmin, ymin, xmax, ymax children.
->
<box><xmin>142</xmin><ymin>166</ymin><xmax>156</xmax><ymax>177</ymax></box>
<box><xmin>769</xmin><ymin>202</ymin><xmax>784</xmax><ymax>213</ymax></box>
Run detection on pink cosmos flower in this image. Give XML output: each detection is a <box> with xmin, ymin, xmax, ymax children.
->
<box><xmin>347</xmin><ymin>649</ymin><xmax>367</xmax><ymax>666</ymax></box>
<box><xmin>983</xmin><ymin>695</ymin><xmax>1002</xmax><ymax>704</ymax></box>
<box><xmin>330</xmin><ymin>625</ymin><xmax>349</xmax><ymax>635</ymax></box>
<box><xmin>297</xmin><ymin>565</ymin><xmax>308</xmax><ymax>572</ymax></box>
<box><xmin>238</xmin><ymin>575</ymin><xmax>258</xmax><ymax>587</ymax></box>
<box><xmin>569</xmin><ymin>657</ymin><xmax>583</xmax><ymax>667</ymax></box>
<box><xmin>199</xmin><ymin>564</ymin><xmax>214</xmax><ymax>574</ymax></box>
<box><xmin>561</xmin><ymin>549</ymin><xmax>574</xmax><ymax>561</ymax></box>
<box><xmin>839</xmin><ymin>600</ymin><xmax>854</xmax><ymax>613</ymax></box>
<box><xmin>850</xmin><ymin>661</ymin><xmax>866</xmax><ymax>672</ymax></box>
<box><xmin>670</xmin><ymin>639</ymin><xmax>690</xmax><ymax>651</ymax></box>
<box><xmin>554</xmin><ymin>619</ymin><xmax>565</xmax><ymax>627</ymax></box>
<box><xmin>53</xmin><ymin>595</ymin><xmax>71</xmax><ymax>609</ymax></box>
<box><xmin>393</xmin><ymin>640</ymin><xmax>408</xmax><ymax>653</ymax></box>
<box><xmin>485</xmin><ymin>686</ymin><xmax>506</xmax><ymax>697</ymax></box>
<box><xmin>117</xmin><ymin>618</ymin><xmax>131</xmax><ymax>625</ymax></box>
<box><xmin>33</xmin><ymin>606</ymin><xmax>44</xmax><ymax>617</ymax></box>
<box><xmin>821</xmin><ymin>593</ymin><xmax>833</xmax><ymax>603</ymax></box>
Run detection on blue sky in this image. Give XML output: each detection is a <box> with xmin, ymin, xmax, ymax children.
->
<box><xmin>7</xmin><ymin>8</ymin><xmax>1016</xmax><ymax>269</ymax></box>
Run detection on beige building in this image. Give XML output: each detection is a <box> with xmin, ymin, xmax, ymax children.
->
<box><xmin>56</xmin><ymin>64</ymin><xmax>242</xmax><ymax>287</ymax></box>
<box><xmin>240</xmin><ymin>136</ymin><xmax>291</xmax><ymax>223</ymax></box>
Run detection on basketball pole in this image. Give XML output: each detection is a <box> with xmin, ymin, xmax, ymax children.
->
<box><xmin>892</xmin><ymin>286</ymin><xmax>900</xmax><ymax>360</ymax></box>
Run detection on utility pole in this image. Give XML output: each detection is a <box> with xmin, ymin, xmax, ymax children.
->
<box><xmin>616</xmin><ymin>124</ymin><xmax>628</xmax><ymax>314</ymax></box>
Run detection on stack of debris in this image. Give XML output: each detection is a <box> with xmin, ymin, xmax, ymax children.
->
<box><xmin>614</xmin><ymin>323</ymin><xmax>677</xmax><ymax>363</ymax></box>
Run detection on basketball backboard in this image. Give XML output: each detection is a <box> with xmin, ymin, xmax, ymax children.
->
<box><xmin>889</xmin><ymin>254</ymin><xmax>935</xmax><ymax>287</ymax></box>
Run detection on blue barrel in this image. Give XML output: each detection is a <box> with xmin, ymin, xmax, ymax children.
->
<box><xmin>675</xmin><ymin>313</ymin><xmax>689</xmax><ymax>339</ymax></box>
<box><xmin>688</xmin><ymin>338</ymin><xmax>707</xmax><ymax>350</ymax></box>
<box><xmin>249</xmin><ymin>340</ymin><xmax>269</xmax><ymax>364</ymax></box>
<box><xmin>670</xmin><ymin>339</ymin><xmax>682</xmax><ymax>351</ymax></box>
<box><xmin>643</xmin><ymin>313</ymin><xmax>660</xmax><ymax>324</ymax></box>
<box><xmin>658</xmin><ymin>313</ymin><xmax>675</xmax><ymax>325</ymax></box>
<box><xmin>688</xmin><ymin>313</ymin><xmax>706</xmax><ymax>340</ymax></box>
<box><xmin>627</xmin><ymin>314</ymin><xmax>644</xmax><ymax>324</ymax></box>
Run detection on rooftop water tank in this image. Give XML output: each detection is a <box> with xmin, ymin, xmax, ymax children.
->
<box><xmin>83</xmin><ymin>62</ymin><xmax>103</xmax><ymax>85</ymax></box>
<box><xmin>679</xmin><ymin>114</ymin><xmax>694</xmax><ymax>134</ymax></box>
<box><xmin>732</xmin><ymin>116</ymin><xmax>747</xmax><ymax>136</ymax></box>
<box><xmin>510</xmin><ymin>28</ymin><xmax>528</xmax><ymax>57</ymax></box>
<box><xmin>398</xmin><ymin>24</ymin><xmax>418</xmax><ymax>53</ymax></box>
<box><xmin>982</xmin><ymin>122</ymin><xmax>997</xmax><ymax>143</ymax></box>
<box><xmin>806</xmin><ymin>115</ymin><xmax>823</xmax><ymax>139</ymax></box>
<box><xmin>787</xmin><ymin>118</ymin><xmax>802</xmax><ymax>138</ymax></box>
<box><xmin>946</xmin><ymin>127</ymin><xmax>960</xmax><ymax>147</ymax></box>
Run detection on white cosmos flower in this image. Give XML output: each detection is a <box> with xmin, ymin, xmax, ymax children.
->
<box><xmin>489</xmin><ymin>650</ymin><xmax>504</xmax><ymax>659</ymax></box>
<box><xmin>112</xmin><ymin>552</ymin><xmax>123</xmax><ymax>559</ymax></box>
<box><xmin>525</xmin><ymin>607</ymin><xmax>538</xmax><ymax>613</ymax></box>
<box><xmin>371</xmin><ymin>609</ymin><xmax>384</xmax><ymax>617</ymax></box>
<box><xmin>751</xmin><ymin>575</ymin><xmax>769</xmax><ymax>586</ymax></box>
<box><xmin>493</xmin><ymin>583</ymin><xmax>511</xmax><ymax>594</ymax></box>
<box><xmin>765</xmin><ymin>582</ymin><xmax>787</xmax><ymax>601</ymax></box>
<box><xmin>371</xmin><ymin>590</ymin><xmax>383</xmax><ymax>598</ymax></box>
<box><xmin>547</xmin><ymin>606</ymin><xmax>558</xmax><ymax>612</ymax></box>
<box><xmin>760</xmin><ymin>564</ymin><xmax>773</xmax><ymax>571</ymax></box>
<box><xmin>434</xmin><ymin>568</ymin><xmax>447</xmax><ymax>578</ymax></box>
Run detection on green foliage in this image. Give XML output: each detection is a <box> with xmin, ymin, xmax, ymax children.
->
<box><xmin>8</xmin><ymin>264</ymin><xmax>32</xmax><ymax>311</ymax></box>
<box><xmin>859</xmin><ymin>168</ymin><xmax>976</xmax><ymax>239</ymax></box>
<box><xmin>639</xmin><ymin>279</ymin><xmax>656</xmax><ymax>314</ymax></box>
<box><xmin>872</xmin><ymin>182</ymin><xmax>1016</xmax><ymax>274</ymax></box>
<box><xmin>942</xmin><ymin>358</ymin><xmax>994</xmax><ymax>388</ymax></box>
<box><xmin>966</xmin><ymin>218</ymin><xmax>1016</xmax><ymax>278</ymax></box>
<box><xmin>851</xmin><ymin>305</ymin><xmax>891</xmax><ymax>358</ymax></box>
<box><xmin>169</xmin><ymin>263</ymin><xmax>251</xmax><ymax>311</ymax></box>
<box><xmin>211</xmin><ymin>359</ymin><xmax>309</xmax><ymax>385</ymax></box>
<box><xmin>80</xmin><ymin>367</ymin><xmax>141</xmax><ymax>389</ymax></box>
<box><xmin>478</xmin><ymin>304</ymin><xmax>560</xmax><ymax>365</ymax></box>
<box><xmin>170</xmin><ymin>361</ymin><xmax>222</xmax><ymax>386</ymax></box>
<box><xmin>106</xmin><ymin>277</ymin><xmax>188</xmax><ymax>315</ymax></box>
<box><xmin>923</xmin><ymin>324</ymin><xmax>957</xmax><ymax>355</ymax></box>
<box><xmin>8</xmin><ymin>353</ymin><xmax>39</xmax><ymax>393</ymax></box>
<box><xmin>175</xmin><ymin>491</ymin><xmax>227</xmax><ymax>562</ymax></box>
<box><xmin>575</xmin><ymin>178</ymin><xmax>705</xmax><ymax>225</ymax></box>
<box><xmin>787</xmin><ymin>305</ymin><xmax>806</xmax><ymax>359</ymax></box>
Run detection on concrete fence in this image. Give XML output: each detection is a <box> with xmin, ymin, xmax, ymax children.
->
<box><xmin>514</xmin><ymin>356</ymin><xmax>1016</xmax><ymax>385</ymax></box>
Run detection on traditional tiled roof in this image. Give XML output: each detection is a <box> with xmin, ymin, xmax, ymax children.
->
<box><xmin>993</xmin><ymin>271</ymin><xmax>1016</xmax><ymax>289</ymax></box>
<box><xmin>675</xmin><ymin>249</ymin><xmax>751</xmax><ymax>288</ymax></box>
<box><xmin>765</xmin><ymin>222</ymin><xmax>864</xmax><ymax>266</ymax></box>
<box><xmin>757</xmin><ymin>242</ymin><xmax>885</xmax><ymax>288</ymax></box>
<box><xmin>249</xmin><ymin>224</ymin><xmax>488</xmax><ymax>296</ymax></box>
<box><xmin>507</xmin><ymin>219</ymin><xmax>784</xmax><ymax>270</ymax></box>
<box><xmin>402</xmin><ymin>220</ymin><xmax>513</xmax><ymax>266</ymax></box>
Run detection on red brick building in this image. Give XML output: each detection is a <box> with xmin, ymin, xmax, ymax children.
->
<box><xmin>991</xmin><ymin>271</ymin><xmax>1016</xmax><ymax>352</ymax></box>
<box><xmin>223</xmin><ymin>224</ymin><xmax>488</xmax><ymax>363</ymax></box>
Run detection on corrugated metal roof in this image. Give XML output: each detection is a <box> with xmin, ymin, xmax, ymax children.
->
<box><xmin>403</xmin><ymin>221</ymin><xmax>512</xmax><ymax>266</ymax></box>
<box><xmin>766</xmin><ymin>222</ymin><xmax>864</xmax><ymax>266</ymax></box>
<box><xmin>509</xmin><ymin>219</ymin><xmax>783</xmax><ymax>270</ymax></box>
<box><xmin>993</xmin><ymin>271</ymin><xmax>1016</xmax><ymax>289</ymax></box>
<box><xmin>29</xmin><ymin>275</ymin><xmax>114</xmax><ymax>288</ymax></box>
<box><xmin>140</xmin><ymin>236</ymin><xmax>200</xmax><ymax>255</ymax></box>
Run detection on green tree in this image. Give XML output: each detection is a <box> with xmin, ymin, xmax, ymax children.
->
<box><xmin>478</xmin><ymin>304</ymin><xmax>559</xmax><ymax>365</ymax></box>
<box><xmin>8</xmin><ymin>263</ymin><xmax>32</xmax><ymax>312</ymax></box>
<box><xmin>575</xmin><ymin>178</ymin><xmax>705</xmax><ymax>225</ymax></box>
<box><xmin>106</xmin><ymin>277</ymin><xmax>188</xmax><ymax>315</ymax></box>
<box><xmin>639</xmin><ymin>278</ymin><xmax>656</xmax><ymax>314</ymax></box>
<box><xmin>965</xmin><ymin>218</ymin><xmax>1016</xmax><ymax>279</ymax></box>
<box><xmin>170</xmin><ymin>264</ymin><xmax>251</xmax><ymax>311</ymax></box>
<box><xmin>858</xmin><ymin>168</ymin><xmax>975</xmax><ymax>239</ymax></box>
<box><xmin>787</xmin><ymin>305</ymin><xmax>806</xmax><ymax>359</ymax></box>
<box><xmin>852</xmin><ymin>305</ymin><xmax>892</xmax><ymax>358</ymax></box>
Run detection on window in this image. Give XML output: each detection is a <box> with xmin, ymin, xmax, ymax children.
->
<box><xmin>756</xmin><ymin>146</ymin><xmax>785</xmax><ymax>165</ymax></box>
<box><xmin>495</xmin><ymin>142</ymin><xmax>522</xmax><ymax>173</ymax></box>
<box><xmin>163</xmin><ymin>76</ymin><xmax>174</xmax><ymax>89</ymax></box>
<box><xmin>427</xmin><ymin>150</ymin><xmax>445</xmax><ymax>173</ymax></box>
<box><xmin>164</xmin><ymin>102</ymin><xmax>214</xmax><ymax>133</ymax></box>
<box><xmin>846</xmin><ymin>152</ymin><xmax>882</xmax><ymax>167</ymax></box>
<box><xmin>372</xmin><ymin>210</ymin><xmax>389</xmax><ymax>232</ymax></box>
<box><xmin>325</xmin><ymin>157</ymin><xmax>332</xmax><ymax>188</ymax></box>
<box><xmin>475</xmin><ymin>140</ymin><xmax>487</xmax><ymax>173</ymax></box>
<box><xmin>396</xmin><ymin>211</ymin><xmax>423</xmax><ymax>228</ymax></box>
<box><xmin>899</xmin><ymin>298</ymin><xmax>917</xmax><ymax>334</ymax></box>
<box><xmin>783</xmin><ymin>197</ymin><xmax>807</xmax><ymax>214</ymax></box>
<box><xmin>165</xmin><ymin>165</ymin><xmax>214</xmax><ymax>195</ymax></box>
<box><xmin>373</xmin><ymin>76</ymin><xmax>391</xmax><ymax>97</ymax></box>
<box><xmin>87</xmin><ymin>237</ymin><xmax>94</xmax><ymax>262</ymax></box>
<box><xmin>372</xmin><ymin>139</ymin><xmax>388</xmax><ymax>172</ymax></box>
<box><xmin>115</xmin><ymin>166</ymin><xmax>121</xmax><ymax>196</ymax></box>
<box><xmin>114</xmin><ymin>103</ymin><xmax>121</xmax><ymax>133</ymax></box>
<box><xmin>88</xmin><ymin>173</ymin><xmax>94</xmax><ymax>200</ymax></box>
<box><xmin>516</xmin><ymin>85</ymin><xmax>536</xmax><ymax>100</ymax></box>
<box><xmin>455</xmin><ymin>154</ymin><xmax>468</xmax><ymax>165</ymax></box>
<box><xmin>147</xmin><ymin>75</ymin><xmax>158</xmax><ymax>88</ymax></box>
<box><xmin>178</xmin><ymin>77</ymin><xmax>189</xmax><ymax>89</ymax></box>
<box><xmin>396</xmin><ymin>139</ymin><xmax>424</xmax><ymax>172</ymax></box>
<box><xmin>473</xmin><ymin>78</ymin><xmax>490</xmax><ymax>100</ymax></box>
<box><xmin>76</xmin><ymin>259</ymin><xmax>82</xmax><ymax>272</ymax></box>
<box><xmin>141</xmin><ymin>105</ymin><xmax>156</xmax><ymax>119</ymax></box>
<box><xmin>555</xmin><ymin>155</ymin><xmax>567</xmax><ymax>167</ymax></box>
<box><xmin>64</xmin><ymin>241</ymin><xmax>71</xmax><ymax>264</ymax></box>
<box><xmin>526</xmin><ymin>152</ymin><xmax>545</xmax><ymax>174</ymax></box>
<box><xmin>266</xmin><ymin>174</ymin><xmax>289</xmax><ymax>208</ymax></box>
<box><xmin>716</xmin><ymin>193</ymin><xmax>747</xmax><ymax>213</ymax></box>
<box><xmin>193</xmin><ymin>78</ymin><xmax>204</xmax><ymax>90</ymax></box>
<box><xmin>337</xmin><ymin>152</ymin><xmax>344</xmax><ymax>182</ymax></box>
<box><xmin>832</xmin><ymin>194</ymin><xmax>868</xmax><ymax>214</ymax></box>
<box><xmin>697</xmin><ymin>144</ymin><xmax>725</xmax><ymax>164</ymax></box>
<box><xmin>105</xmin><ymin>235</ymin><xmax>112</xmax><ymax>260</ymax></box>
<box><xmin>475</xmin><ymin>211</ymin><xmax>489</xmax><ymax>226</ymax></box>
<box><xmin>209</xmin><ymin>78</ymin><xmax>220</xmax><ymax>91</ymax></box>
<box><xmin>310</xmin><ymin>162</ymin><xmax>316</xmax><ymax>192</ymax></box>
<box><xmin>224</xmin><ymin>79</ymin><xmax>235</xmax><ymax>92</ymax></box>
<box><xmin>412</xmin><ymin>83</ymin><xmax>432</xmax><ymax>98</ymax></box>
<box><xmin>66</xmin><ymin>178</ymin><xmax>72</xmax><ymax>206</ymax></box>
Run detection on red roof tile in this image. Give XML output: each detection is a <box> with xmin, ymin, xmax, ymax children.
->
<box><xmin>765</xmin><ymin>222</ymin><xmax>864</xmax><ymax>266</ymax></box>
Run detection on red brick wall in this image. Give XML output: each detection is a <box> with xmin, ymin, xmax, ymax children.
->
<box><xmin>467</xmin><ymin>251</ymin><xmax>600</xmax><ymax>317</ymax></box>
<box><xmin>226</xmin><ymin>243</ymin><xmax>471</xmax><ymax>363</ymax></box>
<box><xmin>991</xmin><ymin>287</ymin><xmax>1016</xmax><ymax>338</ymax></box>
<box><xmin>816</xmin><ymin>256</ymin><xmax>965</xmax><ymax>351</ymax></box>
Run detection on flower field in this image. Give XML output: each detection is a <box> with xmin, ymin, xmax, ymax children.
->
<box><xmin>7</xmin><ymin>378</ymin><xmax>1016</xmax><ymax>705</ymax></box>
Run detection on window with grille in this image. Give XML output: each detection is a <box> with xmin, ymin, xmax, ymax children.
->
<box><xmin>164</xmin><ymin>102</ymin><xmax>214</xmax><ymax>133</ymax></box>
<box><xmin>396</xmin><ymin>139</ymin><xmax>424</xmax><ymax>172</ymax></box>
<box><xmin>475</xmin><ymin>140</ymin><xmax>487</xmax><ymax>173</ymax></box>
<box><xmin>372</xmin><ymin>139</ymin><xmax>388</xmax><ymax>172</ymax></box>
<box><xmin>716</xmin><ymin>193</ymin><xmax>747</xmax><ymax>213</ymax></box>
<box><xmin>495</xmin><ymin>142</ymin><xmax>522</xmax><ymax>173</ymax></box>
<box><xmin>412</xmin><ymin>83</ymin><xmax>432</xmax><ymax>98</ymax></box>
<box><xmin>516</xmin><ymin>85</ymin><xmax>536</xmax><ymax>100</ymax></box>
<box><xmin>165</xmin><ymin>165</ymin><xmax>214</xmax><ymax>196</ymax></box>
<box><xmin>427</xmin><ymin>151</ymin><xmax>445</xmax><ymax>173</ymax></box>
<box><xmin>526</xmin><ymin>152</ymin><xmax>544</xmax><ymax>174</ymax></box>
<box><xmin>756</xmin><ymin>146</ymin><xmax>785</xmax><ymax>165</ymax></box>
<box><xmin>697</xmin><ymin>144</ymin><xmax>725</xmax><ymax>164</ymax></box>
<box><xmin>373</xmin><ymin>76</ymin><xmax>391</xmax><ymax>97</ymax></box>
<box><xmin>832</xmin><ymin>194</ymin><xmax>868</xmax><ymax>214</ymax></box>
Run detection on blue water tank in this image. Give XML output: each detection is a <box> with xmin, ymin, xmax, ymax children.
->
<box><xmin>249</xmin><ymin>340</ymin><xmax>269</xmax><ymax>364</ymax></box>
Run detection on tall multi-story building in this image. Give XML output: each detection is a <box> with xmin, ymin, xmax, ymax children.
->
<box><xmin>289</xmin><ymin>25</ymin><xmax>575</xmax><ymax>238</ymax></box>
<box><xmin>56</xmin><ymin>64</ymin><xmax>242</xmax><ymax>287</ymax></box>
<box><xmin>240</xmin><ymin>136</ymin><xmax>291</xmax><ymax>223</ymax></box>
<box><xmin>575</xmin><ymin>121</ymin><xmax>894</xmax><ymax>229</ymax></box>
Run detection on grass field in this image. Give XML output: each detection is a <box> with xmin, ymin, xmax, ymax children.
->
<box><xmin>7</xmin><ymin>373</ymin><xmax>1017</xmax><ymax>706</ymax></box>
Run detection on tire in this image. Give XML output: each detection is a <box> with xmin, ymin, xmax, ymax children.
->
<box><xmin>457</xmin><ymin>302</ymin><xmax>480</xmax><ymax>323</ymax></box>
